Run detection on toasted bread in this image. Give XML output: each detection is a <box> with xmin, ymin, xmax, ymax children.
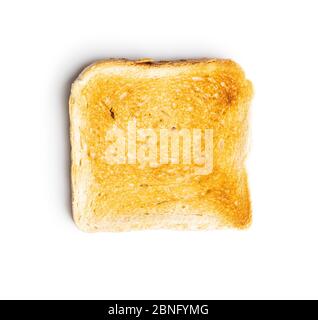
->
<box><xmin>69</xmin><ymin>59</ymin><xmax>253</xmax><ymax>232</ymax></box>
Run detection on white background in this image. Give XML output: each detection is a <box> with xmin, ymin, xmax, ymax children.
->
<box><xmin>0</xmin><ymin>0</ymin><xmax>317</xmax><ymax>300</ymax></box>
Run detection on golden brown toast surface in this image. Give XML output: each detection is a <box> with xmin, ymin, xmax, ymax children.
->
<box><xmin>69</xmin><ymin>59</ymin><xmax>253</xmax><ymax>231</ymax></box>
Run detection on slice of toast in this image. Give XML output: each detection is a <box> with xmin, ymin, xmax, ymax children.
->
<box><xmin>69</xmin><ymin>59</ymin><xmax>253</xmax><ymax>232</ymax></box>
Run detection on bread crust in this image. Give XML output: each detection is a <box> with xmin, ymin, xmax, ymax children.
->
<box><xmin>69</xmin><ymin>58</ymin><xmax>253</xmax><ymax>232</ymax></box>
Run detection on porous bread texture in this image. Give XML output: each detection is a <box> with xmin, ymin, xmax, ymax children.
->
<box><xmin>69</xmin><ymin>59</ymin><xmax>253</xmax><ymax>232</ymax></box>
